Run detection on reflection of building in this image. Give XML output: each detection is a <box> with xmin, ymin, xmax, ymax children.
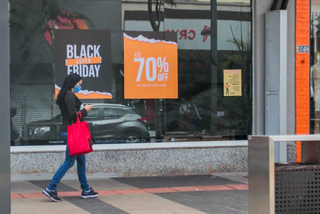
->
<box><xmin>311</xmin><ymin>3</ymin><xmax>320</xmax><ymax>135</ymax></box>
<box><xmin>123</xmin><ymin>2</ymin><xmax>251</xmax><ymax>138</ymax></box>
<box><xmin>123</xmin><ymin>3</ymin><xmax>250</xmax><ymax>51</ymax></box>
<box><xmin>9</xmin><ymin>0</ymin><xmax>252</xmax><ymax>144</ymax></box>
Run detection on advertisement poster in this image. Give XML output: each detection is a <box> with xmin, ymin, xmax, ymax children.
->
<box><xmin>124</xmin><ymin>31</ymin><xmax>178</xmax><ymax>99</ymax></box>
<box><xmin>54</xmin><ymin>30</ymin><xmax>112</xmax><ymax>99</ymax></box>
<box><xmin>223</xmin><ymin>69</ymin><xmax>242</xmax><ymax>96</ymax></box>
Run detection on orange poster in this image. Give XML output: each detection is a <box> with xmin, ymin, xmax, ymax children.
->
<box><xmin>124</xmin><ymin>32</ymin><xmax>178</xmax><ymax>99</ymax></box>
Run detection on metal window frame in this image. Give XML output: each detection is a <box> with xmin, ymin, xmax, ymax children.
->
<box><xmin>11</xmin><ymin>140</ymin><xmax>248</xmax><ymax>153</ymax></box>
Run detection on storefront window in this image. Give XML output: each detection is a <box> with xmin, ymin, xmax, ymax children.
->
<box><xmin>311</xmin><ymin>0</ymin><xmax>320</xmax><ymax>134</ymax></box>
<box><xmin>9</xmin><ymin>0</ymin><xmax>252</xmax><ymax>146</ymax></box>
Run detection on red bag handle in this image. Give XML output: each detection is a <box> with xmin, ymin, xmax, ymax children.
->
<box><xmin>77</xmin><ymin>111</ymin><xmax>83</xmax><ymax>122</ymax></box>
<box><xmin>73</xmin><ymin>111</ymin><xmax>82</xmax><ymax>124</ymax></box>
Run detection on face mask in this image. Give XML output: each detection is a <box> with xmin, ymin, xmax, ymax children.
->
<box><xmin>74</xmin><ymin>84</ymin><xmax>82</xmax><ymax>93</ymax></box>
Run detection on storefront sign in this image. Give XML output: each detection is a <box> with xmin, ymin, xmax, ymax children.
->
<box><xmin>124</xmin><ymin>32</ymin><xmax>178</xmax><ymax>99</ymax></box>
<box><xmin>223</xmin><ymin>69</ymin><xmax>242</xmax><ymax>96</ymax></box>
<box><xmin>54</xmin><ymin>30</ymin><xmax>112</xmax><ymax>99</ymax></box>
<box><xmin>296</xmin><ymin>45</ymin><xmax>310</xmax><ymax>53</ymax></box>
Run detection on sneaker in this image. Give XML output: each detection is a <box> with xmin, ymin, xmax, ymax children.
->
<box><xmin>42</xmin><ymin>188</ymin><xmax>62</xmax><ymax>202</ymax></box>
<box><xmin>81</xmin><ymin>187</ymin><xmax>99</xmax><ymax>199</ymax></box>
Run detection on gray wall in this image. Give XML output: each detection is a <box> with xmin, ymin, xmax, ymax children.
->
<box><xmin>253</xmin><ymin>0</ymin><xmax>273</xmax><ymax>134</ymax></box>
<box><xmin>0</xmin><ymin>0</ymin><xmax>11</xmax><ymax>213</ymax></box>
<box><xmin>287</xmin><ymin>0</ymin><xmax>296</xmax><ymax>135</ymax></box>
<box><xmin>10</xmin><ymin>144</ymin><xmax>297</xmax><ymax>175</ymax></box>
<box><xmin>11</xmin><ymin>147</ymin><xmax>248</xmax><ymax>175</ymax></box>
<box><xmin>253</xmin><ymin>0</ymin><xmax>296</xmax><ymax>135</ymax></box>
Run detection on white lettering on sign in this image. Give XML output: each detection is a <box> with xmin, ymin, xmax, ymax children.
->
<box><xmin>66</xmin><ymin>45</ymin><xmax>101</xmax><ymax>58</ymax></box>
<box><xmin>66</xmin><ymin>44</ymin><xmax>102</xmax><ymax>77</ymax></box>
<box><xmin>296</xmin><ymin>45</ymin><xmax>310</xmax><ymax>53</ymax></box>
<box><xmin>135</xmin><ymin>57</ymin><xmax>169</xmax><ymax>82</ymax></box>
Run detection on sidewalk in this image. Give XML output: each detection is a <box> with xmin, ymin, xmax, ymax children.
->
<box><xmin>11</xmin><ymin>172</ymin><xmax>248</xmax><ymax>214</ymax></box>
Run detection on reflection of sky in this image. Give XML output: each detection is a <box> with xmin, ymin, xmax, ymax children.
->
<box><xmin>218</xmin><ymin>20</ymin><xmax>250</xmax><ymax>51</ymax></box>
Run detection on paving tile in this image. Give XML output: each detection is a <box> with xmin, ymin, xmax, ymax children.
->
<box><xmin>214</xmin><ymin>172</ymin><xmax>248</xmax><ymax>184</ymax></box>
<box><xmin>63</xmin><ymin>196</ymin><xmax>128</xmax><ymax>214</ymax></box>
<box><xmin>11</xmin><ymin>194</ymin><xmax>23</xmax><ymax>199</ymax></box>
<box><xmin>59</xmin><ymin>180</ymin><xmax>82</xmax><ymax>191</ymax></box>
<box><xmin>171</xmin><ymin>186</ymin><xmax>206</xmax><ymax>192</ymax></box>
<box><xmin>11</xmin><ymin>181</ymin><xmax>43</xmax><ymax>194</ymax></box>
<box><xmin>156</xmin><ymin>190</ymin><xmax>248</xmax><ymax>214</ymax></box>
<box><xmin>114</xmin><ymin>189</ymin><xmax>148</xmax><ymax>195</ymax></box>
<box><xmin>20</xmin><ymin>193</ymin><xmax>46</xmax><ymax>199</ymax></box>
<box><xmin>11</xmin><ymin>198</ymin><xmax>90</xmax><ymax>214</ymax></box>
<box><xmin>113</xmin><ymin>175</ymin><xmax>242</xmax><ymax>189</ymax></box>
<box><xmin>126</xmin><ymin>209</ymin><xmax>206</xmax><ymax>214</ymax></box>
<box><xmin>11</xmin><ymin>184</ymin><xmax>245</xmax><ymax>199</ymax></box>
<box><xmin>201</xmin><ymin>185</ymin><xmax>233</xmax><ymax>191</ymax></box>
<box><xmin>84</xmin><ymin>178</ymin><xmax>138</xmax><ymax>190</ymax></box>
<box><xmin>98</xmin><ymin>193</ymin><xmax>206</xmax><ymax>214</ymax></box>
<box><xmin>98</xmin><ymin>190</ymin><xmax>119</xmax><ymax>195</ymax></box>
<box><xmin>144</xmin><ymin>187</ymin><xmax>177</xmax><ymax>193</ymax></box>
<box><xmin>225</xmin><ymin>184</ymin><xmax>249</xmax><ymax>190</ymax></box>
<box><xmin>10</xmin><ymin>173</ymin><xmax>249</xmax><ymax>214</ymax></box>
<box><xmin>61</xmin><ymin>178</ymin><xmax>136</xmax><ymax>191</ymax></box>
<box><xmin>58</xmin><ymin>191</ymin><xmax>81</xmax><ymax>197</ymax></box>
<box><xmin>28</xmin><ymin>180</ymin><xmax>78</xmax><ymax>192</ymax></box>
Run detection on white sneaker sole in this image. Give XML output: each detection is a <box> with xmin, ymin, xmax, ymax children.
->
<box><xmin>42</xmin><ymin>190</ymin><xmax>61</xmax><ymax>202</ymax></box>
<box><xmin>81</xmin><ymin>194</ymin><xmax>99</xmax><ymax>199</ymax></box>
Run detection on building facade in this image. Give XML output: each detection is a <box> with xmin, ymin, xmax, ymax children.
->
<box><xmin>0</xmin><ymin>0</ymin><xmax>305</xmax><ymax>211</ymax></box>
<box><xmin>1</xmin><ymin>0</ymin><xmax>307</xmax><ymax>175</ymax></box>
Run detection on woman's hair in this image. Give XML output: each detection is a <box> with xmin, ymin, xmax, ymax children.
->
<box><xmin>56</xmin><ymin>74</ymin><xmax>82</xmax><ymax>106</ymax></box>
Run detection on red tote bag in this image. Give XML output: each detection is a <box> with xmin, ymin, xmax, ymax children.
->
<box><xmin>67</xmin><ymin>112</ymin><xmax>93</xmax><ymax>156</ymax></box>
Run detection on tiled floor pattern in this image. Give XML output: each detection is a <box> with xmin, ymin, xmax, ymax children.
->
<box><xmin>11</xmin><ymin>174</ymin><xmax>248</xmax><ymax>214</ymax></box>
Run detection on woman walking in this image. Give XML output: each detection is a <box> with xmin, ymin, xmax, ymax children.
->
<box><xmin>42</xmin><ymin>73</ymin><xmax>98</xmax><ymax>202</ymax></box>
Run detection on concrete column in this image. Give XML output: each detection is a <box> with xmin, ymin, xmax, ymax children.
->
<box><xmin>0</xmin><ymin>0</ymin><xmax>11</xmax><ymax>213</ymax></box>
<box><xmin>253</xmin><ymin>0</ymin><xmax>295</xmax><ymax>135</ymax></box>
<box><xmin>253</xmin><ymin>0</ymin><xmax>274</xmax><ymax>135</ymax></box>
<box><xmin>287</xmin><ymin>0</ymin><xmax>296</xmax><ymax>136</ymax></box>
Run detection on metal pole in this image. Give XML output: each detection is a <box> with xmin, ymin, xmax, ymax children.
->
<box><xmin>0</xmin><ymin>0</ymin><xmax>11</xmax><ymax>213</ymax></box>
<box><xmin>248</xmin><ymin>136</ymin><xmax>275</xmax><ymax>214</ymax></box>
<box><xmin>210</xmin><ymin>0</ymin><xmax>217</xmax><ymax>136</ymax></box>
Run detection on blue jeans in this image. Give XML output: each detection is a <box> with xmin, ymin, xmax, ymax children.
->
<box><xmin>47</xmin><ymin>132</ymin><xmax>90</xmax><ymax>191</ymax></box>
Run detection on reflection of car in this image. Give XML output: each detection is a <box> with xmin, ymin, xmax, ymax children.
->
<box><xmin>26</xmin><ymin>104</ymin><xmax>150</xmax><ymax>143</ymax></box>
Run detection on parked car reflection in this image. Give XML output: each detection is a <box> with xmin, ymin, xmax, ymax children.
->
<box><xmin>25</xmin><ymin>104</ymin><xmax>150</xmax><ymax>144</ymax></box>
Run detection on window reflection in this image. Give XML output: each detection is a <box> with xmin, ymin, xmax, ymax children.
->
<box><xmin>311</xmin><ymin>1</ymin><xmax>320</xmax><ymax>134</ymax></box>
<box><xmin>9</xmin><ymin>0</ymin><xmax>252</xmax><ymax>145</ymax></box>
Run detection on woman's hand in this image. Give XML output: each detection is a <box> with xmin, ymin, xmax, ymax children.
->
<box><xmin>84</xmin><ymin>104</ymin><xmax>93</xmax><ymax>113</ymax></box>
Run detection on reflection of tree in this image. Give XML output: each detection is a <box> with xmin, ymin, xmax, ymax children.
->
<box><xmin>10</xmin><ymin>0</ymin><xmax>94</xmax><ymax>50</ymax></box>
<box><xmin>147</xmin><ymin>0</ymin><xmax>175</xmax><ymax>138</ymax></box>
<box><xmin>220</xmin><ymin>27</ymin><xmax>252</xmax><ymax>136</ymax></box>
<box><xmin>10</xmin><ymin>0</ymin><xmax>94</xmax><ymax>118</ymax></box>
<box><xmin>147</xmin><ymin>0</ymin><xmax>175</xmax><ymax>32</ymax></box>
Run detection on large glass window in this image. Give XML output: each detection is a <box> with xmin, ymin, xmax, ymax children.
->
<box><xmin>10</xmin><ymin>0</ymin><xmax>252</xmax><ymax>146</ymax></box>
<box><xmin>311</xmin><ymin>0</ymin><xmax>320</xmax><ymax>134</ymax></box>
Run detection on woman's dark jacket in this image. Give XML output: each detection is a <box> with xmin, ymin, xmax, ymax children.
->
<box><xmin>58</xmin><ymin>90</ymin><xmax>87</xmax><ymax>132</ymax></box>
